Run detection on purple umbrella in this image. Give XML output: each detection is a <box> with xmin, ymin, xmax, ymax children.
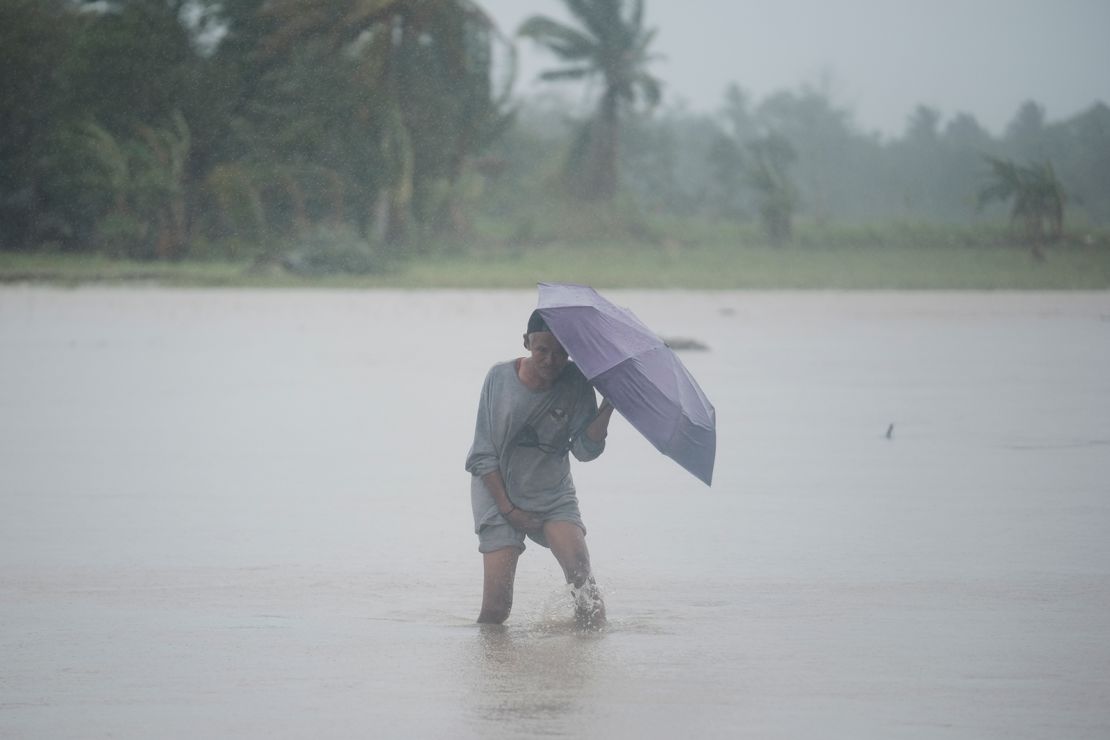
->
<box><xmin>537</xmin><ymin>282</ymin><xmax>716</xmax><ymax>486</ymax></box>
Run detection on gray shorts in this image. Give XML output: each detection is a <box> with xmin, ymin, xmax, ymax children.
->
<box><xmin>477</xmin><ymin>496</ymin><xmax>586</xmax><ymax>554</ymax></box>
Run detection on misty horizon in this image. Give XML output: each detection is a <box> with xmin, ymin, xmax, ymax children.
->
<box><xmin>481</xmin><ymin>0</ymin><xmax>1110</xmax><ymax>138</ymax></box>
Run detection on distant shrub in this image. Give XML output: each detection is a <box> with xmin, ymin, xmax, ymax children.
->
<box><xmin>95</xmin><ymin>213</ymin><xmax>149</xmax><ymax>259</ymax></box>
<box><xmin>279</xmin><ymin>227</ymin><xmax>389</xmax><ymax>275</ymax></box>
<box><xmin>504</xmin><ymin>196</ymin><xmax>661</xmax><ymax>246</ymax></box>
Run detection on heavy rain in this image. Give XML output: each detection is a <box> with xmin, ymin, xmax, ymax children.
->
<box><xmin>2</xmin><ymin>1</ymin><xmax>1109</xmax><ymax>738</ymax></box>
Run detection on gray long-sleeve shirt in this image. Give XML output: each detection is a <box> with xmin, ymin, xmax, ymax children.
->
<box><xmin>465</xmin><ymin>360</ymin><xmax>603</xmax><ymax>529</ymax></box>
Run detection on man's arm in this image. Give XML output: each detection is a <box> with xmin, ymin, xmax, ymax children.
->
<box><xmin>572</xmin><ymin>399</ymin><xmax>614</xmax><ymax>461</ymax></box>
<box><xmin>585</xmin><ymin>399</ymin><xmax>614</xmax><ymax>442</ymax></box>
<box><xmin>464</xmin><ymin>370</ymin><xmax>499</xmax><ymax>476</ymax></box>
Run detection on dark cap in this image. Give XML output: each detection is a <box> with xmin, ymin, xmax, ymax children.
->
<box><xmin>526</xmin><ymin>309</ymin><xmax>549</xmax><ymax>335</ymax></box>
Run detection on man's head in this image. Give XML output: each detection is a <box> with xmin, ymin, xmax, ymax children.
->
<box><xmin>526</xmin><ymin>309</ymin><xmax>550</xmax><ymax>337</ymax></box>
<box><xmin>523</xmin><ymin>310</ymin><xmax>568</xmax><ymax>381</ymax></box>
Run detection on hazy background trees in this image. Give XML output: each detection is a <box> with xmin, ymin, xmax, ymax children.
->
<box><xmin>1</xmin><ymin>0</ymin><xmax>1107</xmax><ymax>260</ymax></box>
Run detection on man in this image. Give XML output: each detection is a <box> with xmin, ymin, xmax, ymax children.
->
<box><xmin>465</xmin><ymin>310</ymin><xmax>614</xmax><ymax>628</ymax></box>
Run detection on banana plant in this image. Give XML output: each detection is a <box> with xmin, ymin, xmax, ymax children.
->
<box><xmin>134</xmin><ymin>111</ymin><xmax>191</xmax><ymax>259</ymax></box>
<box><xmin>258</xmin><ymin>0</ymin><xmax>514</xmax><ymax>244</ymax></box>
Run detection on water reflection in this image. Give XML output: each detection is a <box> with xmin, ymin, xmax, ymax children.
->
<box><xmin>467</xmin><ymin>619</ymin><xmax>605</xmax><ymax>733</ymax></box>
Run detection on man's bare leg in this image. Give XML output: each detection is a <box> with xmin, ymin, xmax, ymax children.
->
<box><xmin>544</xmin><ymin>520</ymin><xmax>606</xmax><ymax>628</ymax></box>
<box><xmin>478</xmin><ymin>546</ymin><xmax>521</xmax><ymax>624</ymax></box>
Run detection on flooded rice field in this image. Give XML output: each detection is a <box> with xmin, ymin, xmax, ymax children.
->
<box><xmin>2</xmin><ymin>287</ymin><xmax>1108</xmax><ymax>738</ymax></box>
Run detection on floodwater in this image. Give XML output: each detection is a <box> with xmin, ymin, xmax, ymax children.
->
<box><xmin>1</xmin><ymin>287</ymin><xmax>1108</xmax><ymax>739</ymax></box>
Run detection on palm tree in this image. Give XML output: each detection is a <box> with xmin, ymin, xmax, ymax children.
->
<box><xmin>978</xmin><ymin>155</ymin><xmax>1066</xmax><ymax>258</ymax></box>
<box><xmin>519</xmin><ymin>0</ymin><xmax>662</xmax><ymax>200</ymax></box>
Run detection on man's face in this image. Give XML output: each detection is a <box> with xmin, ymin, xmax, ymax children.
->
<box><xmin>526</xmin><ymin>331</ymin><xmax>569</xmax><ymax>381</ymax></box>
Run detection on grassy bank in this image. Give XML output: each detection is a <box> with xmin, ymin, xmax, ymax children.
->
<box><xmin>3</xmin><ymin>240</ymin><xmax>1109</xmax><ymax>290</ymax></box>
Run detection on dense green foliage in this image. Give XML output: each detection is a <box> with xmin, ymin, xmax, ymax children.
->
<box><xmin>1</xmin><ymin>0</ymin><xmax>512</xmax><ymax>258</ymax></box>
<box><xmin>1</xmin><ymin>0</ymin><xmax>1108</xmax><ymax>268</ymax></box>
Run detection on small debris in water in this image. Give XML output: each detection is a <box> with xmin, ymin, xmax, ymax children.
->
<box><xmin>886</xmin><ymin>423</ymin><xmax>894</xmax><ymax>439</ymax></box>
<box><xmin>663</xmin><ymin>337</ymin><xmax>709</xmax><ymax>351</ymax></box>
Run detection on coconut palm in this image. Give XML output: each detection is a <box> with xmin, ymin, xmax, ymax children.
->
<box><xmin>519</xmin><ymin>0</ymin><xmax>662</xmax><ymax>200</ymax></box>
<box><xmin>978</xmin><ymin>155</ymin><xmax>1066</xmax><ymax>258</ymax></box>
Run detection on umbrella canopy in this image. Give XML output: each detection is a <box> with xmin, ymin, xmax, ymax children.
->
<box><xmin>537</xmin><ymin>282</ymin><xmax>716</xmax><ymax>486</ymax></box>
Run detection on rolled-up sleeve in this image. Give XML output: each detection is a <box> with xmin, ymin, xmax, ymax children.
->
<box><xmin>572</xmin><ymin>431</ymin><xmax>605</xmax><ymax>461</ymax></box>
<box><xmin>464</xmin><ymin>370</ymin><xmax>501</xmax><ymax>476</ymax></box>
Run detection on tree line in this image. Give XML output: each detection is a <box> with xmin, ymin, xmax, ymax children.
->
<box><xmin>604</xmin><ymin>89</ymin><xmax>1110</xmax><ymax>246</ymax></box>
<box><xmin>2</xmin><ymin>0</ymin><xmax>515</xmax><ymax>260</ymax></box>
<box><xmin>2</xmin><ymin>0</ymin><xmax>1108</xmax><ymax>262</ymax></box>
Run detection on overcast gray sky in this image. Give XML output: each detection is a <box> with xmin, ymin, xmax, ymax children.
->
<box><xmin>479</xmin><ymin>0</ymin><xmax>1110</xmax><ymax>138</ymax></box>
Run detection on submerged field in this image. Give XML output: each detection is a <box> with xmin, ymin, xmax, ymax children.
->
<box><xmin>3</xmin><ymin>239</ymin><xmax>1110</xmax><ymax>290</ymax></box>
<box><xmin>2</xmin><ymin>288</ymin><xmax>1108</xmax><ymax>738</ymax></box>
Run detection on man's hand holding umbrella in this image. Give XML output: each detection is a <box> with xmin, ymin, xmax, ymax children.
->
<box><xmin>586</xmin><ymin>399</ymin><xmax>616</xmax><ymax>442</ymax></box>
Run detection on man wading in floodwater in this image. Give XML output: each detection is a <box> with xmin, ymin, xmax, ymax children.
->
<box><xmin>466</xmin><ymin>310</ymin><xmax>614</xmax><ymax>628</ymax></box>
